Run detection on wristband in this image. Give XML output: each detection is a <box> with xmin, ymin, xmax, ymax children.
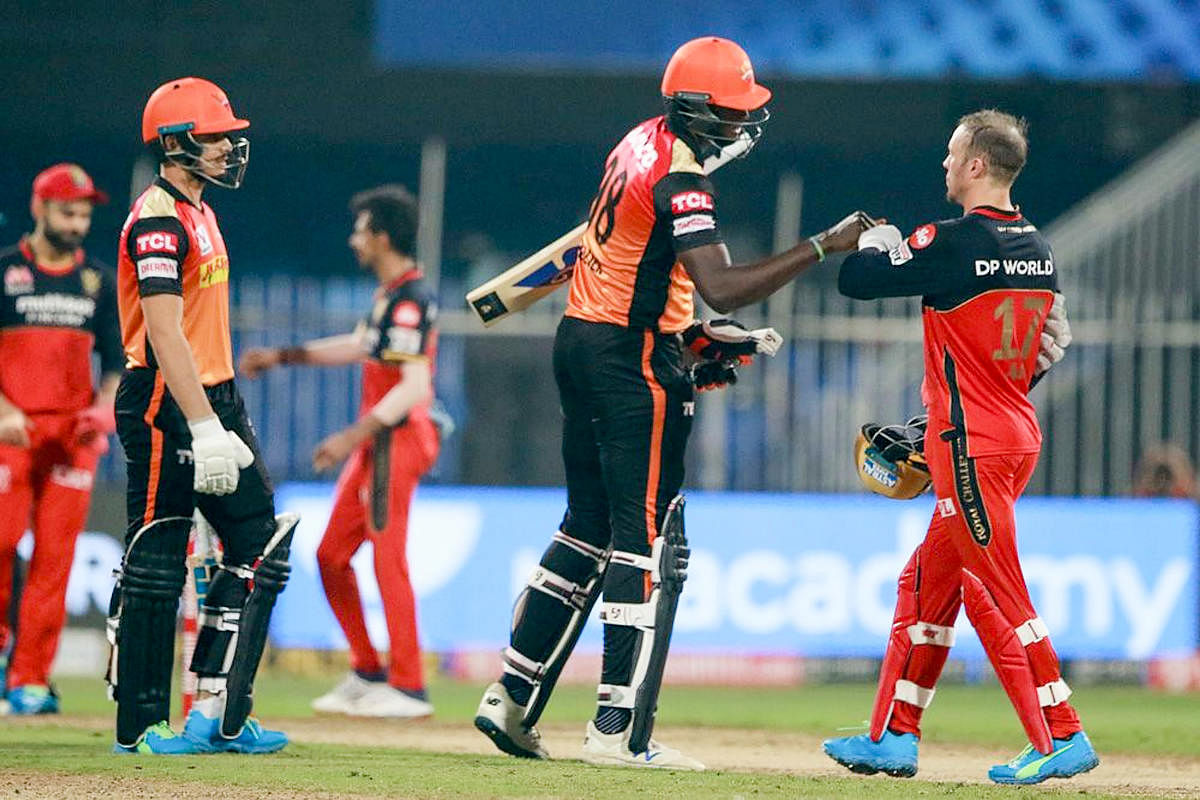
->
<box><xmin>808</xmin><ymin>235</ymin><xmax>826</xmax><ymax>262</ymax></box>
<box><xmin>278</xmin><ymin>346</ymin><xmax>308</xmax><ymax>365</ymax></box>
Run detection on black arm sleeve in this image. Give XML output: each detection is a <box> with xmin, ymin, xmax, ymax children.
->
<box><xmin>125</xmin><ymin>217</ymin><xmax>189</xmax><ymax>298</ymax></box>
<box><xmin>838</xmin><ymin>222</ymin><xmax>961</xmax><ymax>300</ymax></box>
<box><xmin>651</xmin><ymin>172</ymin><xmax>724</xmax><ymax>254</ymax></box>
<box><xmin>93</xmin><ymin>265</ymin><xmax>124</xmax><ymax>375</ymax></box>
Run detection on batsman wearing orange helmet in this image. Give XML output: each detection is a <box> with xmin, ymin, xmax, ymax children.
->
<box><xmin>474</xmin><ymin>37</ymin><xmax>875</xmax><ymax>769</ymax></box>
<box><xmin>0</xmin><ymin>164</ymin><xmax>120</xmax><ymax>715</ymax></box>
<box><xmin>107</xmin><ymin>77</ymin><xmax>295</xmax><ymax>754</ymax></box>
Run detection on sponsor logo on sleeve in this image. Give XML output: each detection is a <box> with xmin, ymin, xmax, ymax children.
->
<box><xmin>135</xmin><ymin>231</ymin><xmax>179</xmax><ymax>255</ymax></box>
<box><xmin>670</xmin><ymin>191</ymin><xmax>715</xmax><ymax>214</ymax></box>
<box><xmin>908</xmin><ymin>224</ymin><xmax>937</xmax><ymax>250</ymax></box>
<box><xmin>392</xmin><ymin>300</ymin><xmax>423</xmax><ymax>328</ymax></box>
<box><xmin>673</xmin><ymin>213</ymin><xmax>717</xmax><ymax>238</ymax></box>
<box><xmin>136</xmin><ymin>256</ymin><xmax>179</xmax><ymax>281</ymax></box>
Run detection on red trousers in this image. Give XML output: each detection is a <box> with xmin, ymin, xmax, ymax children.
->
<box><xmin>317</xmin><ymin>419</ymin><xmax>438</xmax><ymax>690</ymax></box>
<box><xmin>0</xmin><ymin>413</ymin><xmax>100</xmax><ymax>688</ymax></box>
<box><xmin>871</xmin><ymin>437</ymin><xmax>1081</xmax><ymax>748</ymax></box>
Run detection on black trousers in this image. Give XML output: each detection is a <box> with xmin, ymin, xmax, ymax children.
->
<box><xmin>115</xmin><ymin>368</ymin><xmax>276</xmax><ymax>566</ymax></box>
<box><xmin>553</xmin><ymin>317</ymin><xmax>694</xmax><ymax>686</ymax></box>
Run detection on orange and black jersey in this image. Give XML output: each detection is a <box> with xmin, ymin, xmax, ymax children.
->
<box><xmin>0</xmin><ymin>240</ymin><xmax>121</xmax><ymax>414</ymax></box>
<box><xmin>839</xmin><ymin>206</ymin><xmax>1058</xmax><ymax>456</ymax></box>
<box><xmin>117</xmin><ymin>177</ymin><xmax>233</xmax><ymax>386</ymax></box>
<box><xmin>355</xmin><ymin>270</ymin><xmax>438</xmax><ymax>424</ymax></box>
<box><xmin>567</xmin><ymin>116</ymin><xmax>723</xmax><ymax>333</ymax></box>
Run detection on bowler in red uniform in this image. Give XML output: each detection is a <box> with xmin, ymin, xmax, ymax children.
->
<box><xmin>240</xmin><ymin>185</ymin><xmax>439</xmax><ymax>719</ymax></box>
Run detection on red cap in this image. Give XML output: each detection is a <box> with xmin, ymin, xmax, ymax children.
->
<box><xmin>32</xmin><ymin>163</ymin><xmax>109</xmax><ymax>206</ymax></box>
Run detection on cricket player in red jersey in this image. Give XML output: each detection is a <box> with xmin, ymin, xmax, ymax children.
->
<box><xmin>824</xmin><ymin>110</ymin><xmax>1096</xmax><ymax>785</ymax></box>
<box><xmin>473</xmin><ymin>36</ymin><xmax>874</xmax><ymax>769</ymax></box>
<box><xmin>239</xmin><ymin>185</ymin><xmax>440</xmax><ymax>719</ymax></box>
<box><xmin>0</xmin><ymin>164</ymin><xmax>120</xmax><ymax>714</ymax></box>
<box><xmin>109</xmin><ymin>77</ymin><xmax>293</xmax><ymax>754</ymax></box>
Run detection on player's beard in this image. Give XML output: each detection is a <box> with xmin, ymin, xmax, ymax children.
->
<box><xmin>43</xmin><ymin>225</ymin><xmax>85</xmax><ymax>254</ymax></box>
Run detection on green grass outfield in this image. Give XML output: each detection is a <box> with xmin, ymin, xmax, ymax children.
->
<box><xmin>0</xmin><ymin>674</ymin><xmax>1196</xmax><ymax>799</ymax></box>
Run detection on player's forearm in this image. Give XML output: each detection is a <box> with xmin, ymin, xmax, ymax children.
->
<box><xmin>694</xmin><ymin>239</ymin><xmax>825</xmax><ymax>313</ymax></box>
<box><xmin>95</xmin><ymin>373</ymin><xmax>120</xmax><ymax>406</ymax></box>
<box><xmin>368</xmin><ymin>360</ymin><xmax>432</xmax><ymax>428</ymax></box>
<box><xmin>144</xmin><ymin>314</ymin><xmax>214</xmax><ymax>422</ymax></box>
<box><xmin>280</xmin><ymin>334</ymin><xmax>365</xmax><ymax>367</ymax></box>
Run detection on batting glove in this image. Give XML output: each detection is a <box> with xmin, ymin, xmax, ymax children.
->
<box><xmin>690</xmin><ymin>360</ymin><xmax>738</xmax><ymax>392</ymax></box>
<box><xmin>188</xmin><ymin>415</ymin><xmax>255</xmax><ymax>496</ymax></box>
<box><xmin>682</xmin><ymin>318</ymin><xmax>783</xmax><ymax>364</ymax></box>
<box><xmin>857</xmin><ymin>224</ymin><xmax>903</xmax><ymax>252</ymax></box>
<box><xmin>1036</xmin><ymin>293</ymin><xmax>1072</xmax><ymax>374</ymax></box>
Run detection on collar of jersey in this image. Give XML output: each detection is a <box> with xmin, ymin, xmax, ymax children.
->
<box><xmin>382</xmin><ymin>269</ymin><xmax>423</xmax><ymax>292</ymax></box>
<box><xmin>154</xmin><ymin>176</ymin><xmax>204</xmax><ymax>210</ymax></box>
<box><xmin>18</xmin><ymin>235</ymin><xmax>83</xmax><ymax>275</ymax></box>
<box><xmin>969</xmin><ymin>205</ymin><xmax>1022</xmax><ymax>221</ymax></box>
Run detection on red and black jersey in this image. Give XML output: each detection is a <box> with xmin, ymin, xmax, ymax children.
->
<box><xmin>839</xmin><ymin>206</ymin><xmax>1058</xmax><ymax>456</ymax></box>
<box><xmin>0</xmin><ymin>238</ymin><xmax>121</xmax><ymax>414</ymax></box>
<box><xmin>566</xmin><ymin>116</ymin><xmax>723</xmax><ymax>333</ymax></box>
<box><xmin>117</xmin><ymin>178</ymin><xmax>233</xmax><ymax>386</ymax></box>
<box><xmin>355</xmin><ymin>269</ymin><xmax>438</xmax><ymax>424</ymax></box>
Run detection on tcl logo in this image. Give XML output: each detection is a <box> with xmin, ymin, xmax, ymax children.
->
<box><xmin>908</xmin><ymin>224</ymin><xmax>937</xmax><ymax>250</ymax></box>
<box><xmin>670</xmin><ymin>191</ymin><xmax>714</xmax><ymax>214</ymax></box>
<box><xmin>136</xmin><ymin>231</ymin><xmax>179</xmax><ymax>255</ymax></box>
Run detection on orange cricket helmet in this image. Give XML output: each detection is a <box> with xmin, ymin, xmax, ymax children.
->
<box><xmin>142</xmin><ymin>77</ymin><xmax>251</xmax><ymax>189</ymax></box>
<box><xmin>661</xmin><ymin>36</ymin><xmax>772</xmax><ymax>112</ymax></box>
<box><xmin>661</xmin><ymin>37</ymin><xmax>771</xmax><ymax>163</ymax></box>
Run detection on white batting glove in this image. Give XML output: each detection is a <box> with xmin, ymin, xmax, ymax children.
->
<box><xmin>683</xmin><ymin>319</ymin><xmax>784</xmax><ymax>361</ymax></box>
<box><xmin>1036</xmin><ymin>293</ymin><xmax>1072</xmax><ymax>374</ymax></box>
<box><xmin>858</xmin><ymin>224</ymin><xmax>903</xmax><ymax>252</ymax></box>
<box><xmin>188</xmin><ymin>415</ymin><xmax>255</xmax><ymax>496</ymax></box>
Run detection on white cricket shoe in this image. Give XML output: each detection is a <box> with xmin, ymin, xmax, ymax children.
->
<box><xmin>473</xmin><ymin>682</ymin><xmax>549</xmax><ymax>759</ymax></box>
<box><xmin>311</xmin><ymin>672</ymin><xmax>377</xmax><ymax>714</ymax></box>
<box><xmin>581</xmin><ymin>720</ymin><xmax>705</xmax><ymax>771</ymax></box>
<box><xmin>346</xmin><ymin>681</ymin><xmax>434</xmax><ymax>719</ymax></box>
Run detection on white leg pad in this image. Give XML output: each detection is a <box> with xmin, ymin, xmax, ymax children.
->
<box><xmin>502</xmin><ymin>646</ymin><xmax>546</xmax><ymax>682</ymax></box>
<box><xmin>1037</xmin><ymin>679</ymin><xmax>1072</xmax><ymax>706</ymax></box>
<box><xmin>553</xmin><ymin>530</ymin><xmax>607</xmax><ymax>563</ymax></box>
<box><xmin>599</xmin><ymin>595</ymin><xmax>658</xmax><ymax>631</ymax></box>
<box><xmin>907</xmin><ymin>621</ymin><xmax>956</xmax><ymax>647</ymax></box>
<box><xmin>1015</xmin><ymin>617</ymin><xmax>1050</xmax><ymax>646</ymax></box>
<box><xmin>528</xmin><ymin>566</ymin><xmax>591</xmax><ymax>610</ymax></box>
<box><xmin>894</xmin><ymin>679</ymin><xmax>936</xmax><ymax>709</ymax></box>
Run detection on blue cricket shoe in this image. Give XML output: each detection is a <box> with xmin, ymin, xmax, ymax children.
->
<box><xmin>113</xmin><ymin>721</ymin><xmax>212</xmax><ymax>755</ymax></box>
<box><xmin>183</xmin><ymin>709</ymin><xmax>288</xmax><ymax>754</ymax></box>
<box><xmin>8</xmin><ymin>684</ymin><xmax>60</xmax><ymax>715</ymax></box>
<box><xmin>988</xmin><ymin>731</ymin><xmax>1099</xmax><ymax>785</ymax></box>
<box><xmin>823</xmin><ymin>730</ymin><xmax>919</xmax><ymax>778</ymax></box>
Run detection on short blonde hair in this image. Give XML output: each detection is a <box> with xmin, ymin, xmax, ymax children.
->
<box><xmin>957</xmin><ymin>109</ymin><xmax>1029</xmax><ymax>185</ymax></box>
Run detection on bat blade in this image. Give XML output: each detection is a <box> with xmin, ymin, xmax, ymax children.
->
<box><xmin>466</xmin><ymin>222</ymin><xmax>587</xmax><ymax>326</ymax></box>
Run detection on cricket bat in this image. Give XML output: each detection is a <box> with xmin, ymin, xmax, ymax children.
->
<box><xmin>466</xmin><ymin>134</ymin><xmax>753</xmax><ymax>327</ymax></box>
<box><xmin>466</xmin><ymin>222</ymin><xmax>586</xmax><ymax>326</ymax></box>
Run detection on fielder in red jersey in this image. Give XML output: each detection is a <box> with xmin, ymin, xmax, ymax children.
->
<box><xmin>0</xmin><ymin>164</ymin><xmax>119</xmax><ymax>714</ymax></box>
<box><xmin>240</xmin><ymin>185</ymin><xmax>440</xmax><ymax>719</ymax></box>
<box><xmin>824</xmin><ymin>110</ymin><xmax>1097</xmax><ymax>786</ymax></box>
